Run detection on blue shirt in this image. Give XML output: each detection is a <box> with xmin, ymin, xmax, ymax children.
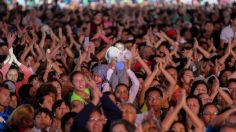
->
<box><xmin>0</xmin><ymin>107</ymin><xmax>13</xmax><ymax>131</ymax></box>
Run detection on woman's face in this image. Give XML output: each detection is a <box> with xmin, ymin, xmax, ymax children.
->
<box><xmin>40</xmin><ymin>94</ymin><xmax>55</xmax><ymax>111</ymax></box>
<box><xmin>32</xmin><ymin>78</ymin><xmax>41</xmax><ymax>90</ymax></box>
<box><xmin>87</xmin><ymin>111</ymin><xmax>106</xmax><ymax>132</ymax></box>
<box><xmin>204</xmin><ymin>62</ymin><xmax>213</xmax><ymax>74</ymax></box>
<box><xmin>93</xmin><ymin>73</ymin><xmax>103</xmax><ymax>84</ymax></box>
<box><xmin>115</xmin><ymin>86</ymin><xmax>129</xmax><ymax>103</ymax></box>
<box><xmin>55</xmin><ymin>102</ymin><xmax>69</xmax><ymax>120</ymax></box>
<box><xmin>221</xmin><ymin>71</ymin><xmax>232</xmax><ymax>84</ymax></box>
<box><xmin>7</xmin><ymin>69</ymin><xmax>18</xmax><ymax>82</ymax></box>
<box><xmin>199</xmin><ymin>93</ymin><xmax>212</xmax><ymax>105</ymax></box>
<box><xmin>182</xmin><ymin>70</ymin><xmax>194</xmax><ymax>85</ymax></box>
<box><xmin>167</xmin><ymin>68</ymin><xmax>178</xmax><ymax>81</ymax></box>
<box><xmin>205</xmin><ymin>23</ymin><xmax>214</xmax><ymax>32</ymax></box>
<box><xmin>194</xmin><ymin>84</ymin><xmax>207</xmax><ymax>95</ymax></box>
<box><xmin>94</xmin><ymin>13</ymin><xmax>102</xmax><ymax>24</ymax></box>
<box><xmin>9</xmin><ymin>95</ymin><xmax>17</xmax><ymax>109</ymax></box>
<box><xmin>26</xmin><ymin>56</ymin><xmax>35</xmax><ymax>67</ymax></box>
<box><xmin>72</xmin><ymin>74</ymin><xmax>86</xmax><ymax>92</ymax></box>
<box><xmin>171</xmin><ymin>122</ymin><xmax>185</xmax><ymax>132</ymax></box>
<box><xmin>34</xmin><ymin>112</ymin><xmax>52</xmax><ymax>129</ymax></box>
<box><xmin>52</xmin><ymin>81</ymin><xmax>62</xmax><ymax>96</ymax></box>
<box><xmin>187</xmin><ymin>98</ymin><xmax>200</xmax><ymax>114</ymax></box>
<box><xmin>64</xmin><ymin>118</ymin><xmax>74</xmax><ymax>132</ymax></box>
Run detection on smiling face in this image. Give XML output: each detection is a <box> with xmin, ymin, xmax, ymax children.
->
<box><xmin>115</xmin><ymin>85</ymin><xmax>129</xmax><ymax>103</ymax></box>
<box><xmin>87</xmin><ymin>111</ymin><xmax>106</xmax><ymax>132</ymax></box>
<box><xmin>7</xmin><ymin>69</ymin><xmax>18</xmax><ymax>83</ymax></box>
<box><xmin>202</xmin><ymin>104</ymin><xmax>218</xmax><ymax>125</ymax></box>
<box><xmin>72</xmin><ymin>73</ymin><xmax>86</xmax><ymax>92</ymax></box>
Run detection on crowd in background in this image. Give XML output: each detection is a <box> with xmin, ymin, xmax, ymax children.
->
<box><xmin>1</xmin><ymin>1</ymin><xmax>236</xmax><ymax>132</ymax></box>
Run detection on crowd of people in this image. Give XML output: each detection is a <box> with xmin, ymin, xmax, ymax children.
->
<box><xmin>1</xmin><ymin>1</ymin><xmax>236</xmax><ymax>132</ymax></box>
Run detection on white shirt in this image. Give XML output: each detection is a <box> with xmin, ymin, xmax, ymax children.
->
<box><xmin>220</xmin><ymin>25</ymin><xmax>235</xmax><ymax>43</ymax></box>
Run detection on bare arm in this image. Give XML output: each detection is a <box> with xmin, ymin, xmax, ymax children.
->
<box><xmin>183</xmin><ymin>105</ymin><xmax>205</xmax><ymax>132</ymax></box>
<box><xmin>39</xmin><ymin>31</ymin><xmax>46</xmax><ymax>49</ymax></box>
<box><xmin>194</xmin><ymin>38</ymin><xmax>211</xmax><ymax>59</ymax></box>
<box><xmin>161</xmin><ymin>90</ymin><xmax>186</xmax><ymax>131</ymax></box>
<box><xmin>159</xmin><ymin>62</ymin><xmax>176</xmax><ymax>99</ymax></box>
<box><xmin>218</xmin><ymin>40</ymin><xmax>231</xmax><ymax>65</ymax></box>
<box><xmin>131</xmin><ymin>44</ymin><xmax>152</xmax><ymax>75</ymax></box>
<box><xmin>138</xmin><ymin>66</ymin><xmax>159</xmax><ymax>106</ymax></box>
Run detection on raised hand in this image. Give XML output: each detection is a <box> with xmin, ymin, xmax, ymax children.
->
<box><xmin>211</xmin><ymin>76</ymin><xmax>220</xmax><ymax>94</ymax></box>
<box><xmin>177</xmin><ymin>89</ymin><xmax>186</xmax><ymax>107</ymax></box>
<box><xmin>131</xmin><ymin>44</ymin><xmax>139</xmax><ymax>59</ymax></box>
<box><xmin>7</xmin><ymin>33</ymin><xmax>16</xmax><ymax>48</ymax></box>
<box><xmin>194</xmin><ymin>38</ymin><xmax>199</xmax><ymax>49</ymax></box>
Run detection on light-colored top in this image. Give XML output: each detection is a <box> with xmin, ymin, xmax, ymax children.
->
<box><xmin>220</xmin><ymin>25</ymin><xmax>235</xmax><ymax>43</ymax></box>
<box><xmin>107</xmin><ymin>69</ymin><xmax>140</xmax><ymax>103</ymax></box>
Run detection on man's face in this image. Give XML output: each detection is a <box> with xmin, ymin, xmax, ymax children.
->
<box><xmin>0</xmin><ymin>88</ymin><xmax>10</xmax><ymax>107</ymax></box>
<box><xmin>146</xmin><ymin>91</ymin><xmax>162</xmax><ymax>111</ymax></box>
<box><xmin>202</xmin><ymin>105</ymin><xmax>218</xmax><ymax>125</ymax></box>
<box><xmin>120</xmin><ymin>104</ymin><xmax>137</xmax><ymax>124</ymax></box>
<box><xmin>228</xmin><ymin>82</ymin><xmax>236</xmax><ymax>100</ymax></box>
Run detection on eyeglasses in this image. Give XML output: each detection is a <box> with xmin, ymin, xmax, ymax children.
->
<box><xmin>89</xmin><ymin>117</ymin><xmax>107</xmax><ymax>122</ymax></box>
<box><xmin>203</xmin><ymin>111</ymin><xmax>218</xmax><ymax>116</ymax></box>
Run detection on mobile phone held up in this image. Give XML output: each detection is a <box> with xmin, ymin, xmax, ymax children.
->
<box><xmin>84</xmin><ymin>37</ymin><xmax>90</xmax><ymax>47</ymax></box>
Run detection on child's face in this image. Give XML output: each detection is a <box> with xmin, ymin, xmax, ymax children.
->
<box><xmin>34</xmin><ymin>112</ymin><xmax>52</xmax><ymax>129</ymax></box>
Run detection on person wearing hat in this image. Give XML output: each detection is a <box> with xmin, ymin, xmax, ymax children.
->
<box><xmin>92</xmin><ymin>64</ymin><xmax>111</xmax><ymax>92</ymax></box>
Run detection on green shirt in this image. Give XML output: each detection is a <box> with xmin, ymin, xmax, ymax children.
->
<box><xmin>71</xmin><ymin>88</ymin><xmax>90</xmax><ymax>105</ymax></box>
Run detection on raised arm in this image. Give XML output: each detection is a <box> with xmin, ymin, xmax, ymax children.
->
<box><xmin>161</xmin><ymin>90</ymin><xmax>186</xmax><ymax>131</ymax></box>
<box><xmin>218</xmin><ymin>40</ymin><xmax>231</xmax><ymax>65</ymax></box>
<box><xmin>131</xmin><ymin>44</ymin><xmax>152</xmax><ymax>75</ymax></box>
<box><xmin>210</xmin><ymin>107</ymin><xmax>236</xmax><ymax>127</ymax></box>
<box><xmin>159</xmin><ymin>62</ymin><xmax>176</xmax><ymax>99</ymax></box>
<box><xmin>39</xmin><ymin>31</ymin><xmax>46</xmax><ymax>49</ymax></box>
<box><xmin>127</xmin><ymin>68</ymin><xmax>140</xmax><ymax>103</ymax></box>
<box><xmin>183</xmin><ymin>104</ymin><xmax>205</xmax><ymax>132</ymax></box>
<box><xmin>20</xmin><ymin>44</ymin><xmax>33</xmax><ymax>64</ymax></box>
<box><xmin>194</xmin><ymin>38</ymin><xmax>211</xmax><ymax>59</ymax></box>
<box><xmin>138</xmin><ymin>65</ymin><xmax>159</xmax><ymax>107</ymax></box>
